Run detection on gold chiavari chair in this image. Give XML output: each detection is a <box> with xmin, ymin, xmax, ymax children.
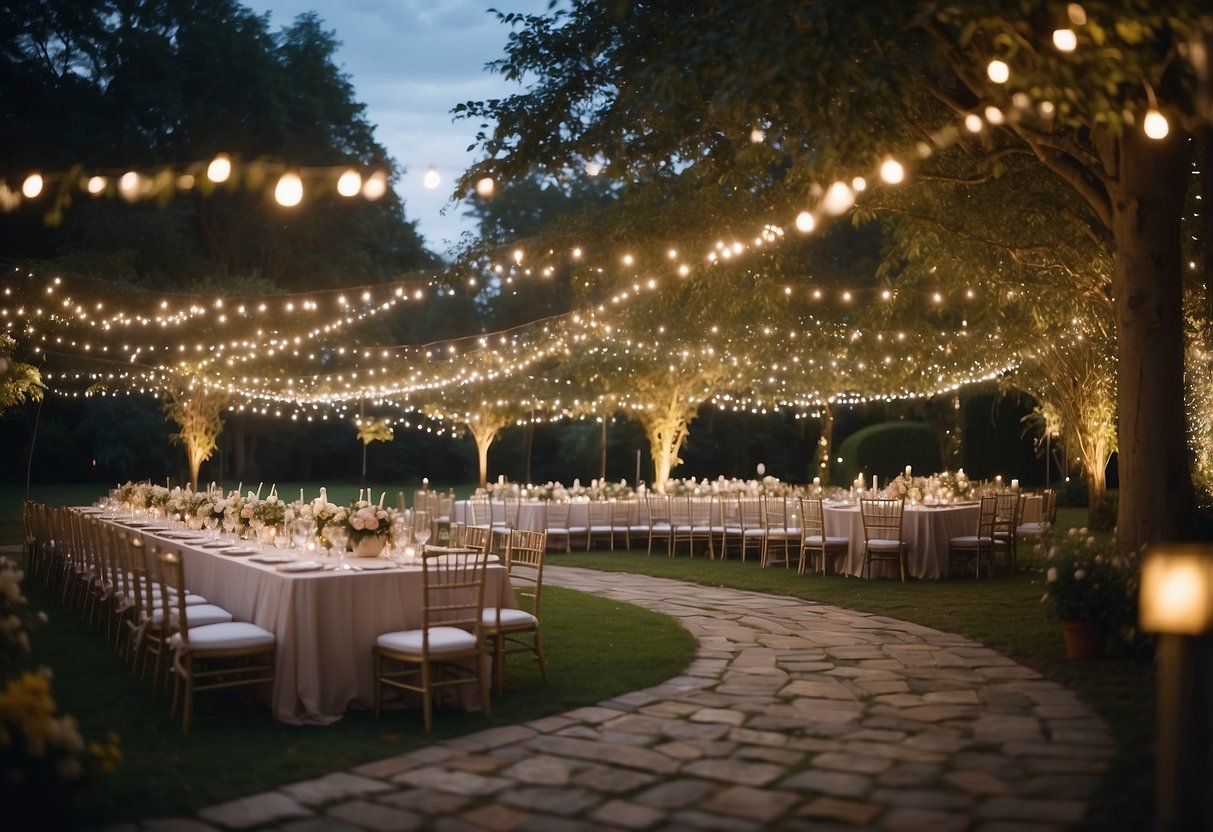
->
<box><xmin>859</xmin><ymin>498</ymin><xmax>908</xmax><ymax>581</ymax></box>
<box><xmin>797</xmin><ymin>496</ymin><xmax>849</xmax><ymax>576</ymax></box>
<box><xmin>948</xmin><ymin>494</ymin><xmax>998</xmax><ymax>579</ymax></box>
<box><xmin>483</xmin><ymin>529</ymin><xmax>548</xmax><ymax>695</ymax></box>
<box><xmin>373</xmin><ymin>548</ymin><xmax>491</xmax><ymax>731</ymax></box>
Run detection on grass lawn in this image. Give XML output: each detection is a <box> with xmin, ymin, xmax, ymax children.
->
<box><xmin>4</xmin><ymin>490</ymin><xmax>1153</xmax><ymax>830</ymax></box>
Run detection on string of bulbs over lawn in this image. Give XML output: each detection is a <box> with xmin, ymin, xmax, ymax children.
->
<box><xmin>1</xmin><ymin>8</ymin><xmax>1177</xmax><ymax>432</ymax></box>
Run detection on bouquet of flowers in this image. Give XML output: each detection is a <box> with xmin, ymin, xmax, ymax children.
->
<box><xmin>341</xmin><ymin>500</ymin><xmax>398</xmax><ymax>544</ymax></box>
<box><xmin>1040</xmin><ymin>526</ymin><xmax>1141</xmax><ymax>639</ymax></box>
<box><xmin>250</xmin><ymin>494</ymin><xmax>287</xmax><ymax>528</ymax></box>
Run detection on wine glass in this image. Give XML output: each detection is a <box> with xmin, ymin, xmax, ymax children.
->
<box><xmin>413</xmin><ymin>510</ymin><xmax>431</xmax><ymax>550</ymax></box>
<box><xmin>326</xmin><ymin>524</ymin><xmax>349</xmax><ymax>568</ymax></box>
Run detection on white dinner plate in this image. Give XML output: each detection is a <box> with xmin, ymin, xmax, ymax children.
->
<box><xmin>250</xmin><ymin>553</ymin><xmax>296</xmax><ymax>564</ymax></box>
<box><xmin>350</xmin><ymin>560</ymin><xmax>396</xmax><ymax>570</ymax></box>
<box><xmin>199</xmin><ymin>540</ymin><xmax>230</xmax><ymax>548</ymax></box>
<box><xmin>277</xmin><ymin>560</ymin><xmax>325</xmax><ymax>572</ymax></box>
<box><xmin>220</xmin><ymin>547</ymin><xmax>258</xmax><ymax>557</ymax></box>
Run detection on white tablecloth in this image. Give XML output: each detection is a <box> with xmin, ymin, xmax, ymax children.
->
<box><xmin>823</xmin><ymin>503</ymin><xmax>980</xmax><ymax>579</ymax></box>
<box><xmin>121</xmin><ymin>523</ymin><xmax>513</xmax><ymax>725</ymax></box>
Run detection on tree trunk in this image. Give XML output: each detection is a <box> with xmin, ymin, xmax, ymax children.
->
<box><xmin>476</xmin><ymin>436</ymin><xmax>491</xmax><ymax>489</ymax></box>
<box><xmin>1084</xmin><ymin>437</ymin><xmax>1108</xmax><ymax>530</ymax></box>
<box><xmin>1110</xmin><ymin>130</ymin><xmax>1197</xmax><ymax>549</ymax></box>
<box><xmin>816</xmin><ymin>403</ymin><xmax>834</xmax><ymax>483</ymax></box>
<box><xmin>188</xmin><ymin>448</ymin><xmax>202</xmax><ymax>492</ymax></box>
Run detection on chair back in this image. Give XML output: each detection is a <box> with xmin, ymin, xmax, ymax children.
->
<box><xmin>646</xmin><ymin>495</ymin><xmax>671</xmax><ymax>526</ymax></box>
<box><xmin>975</xmin><ymin>494</ymin><xmax>998</xmax><ymax>538</ymax></box>
<box><xmin>420</xmin><ymin>548</ymin><xmax>488</xmax><ymax>643</ymax></box>
<box><xmin>543</xmin><ymin>501</ymin><xmax>571</xmax><ymax>531</ymax></box>
<box><xmin>155</xmin><ymin>550</ymin><xmax>191</xmax><ymax>647</ymax></box>
<box><xmin>738</xmin><ymin>497</ymin><xmax>763</xmax><ymax>529</ymax></box>
<box><xmin>668</xmin><ymin>496</ymin><xmax>692</xmax><ymax>528</ymax></box>
<box><xmin>587</xmin><ymin>501</ymin><xmax>611</xmax><ymax>527</ymax></box>
<box><xmin>1041</xmin><ymin>489</ymin><xmax>1058</xmax><ymax>524</ymax></box>
<box><xmin>506</xmin><ymin>529</ymin><xmax>547</xmax><ymax>617</ymax></box>
<box><xmin>992</xmin><ymin>492</ymin><xmax>1019</xmax><ymax>537</ymax></box>
<box><xmin>860</xmin><ymin>498</ymin><xmax>905</xmax><ymax>542</ymax></box>
<box><xmin>465</xmin><ymin>495</ymin><xmax>489</xmax><ymax>527</ymax></box>
<box><xmin>462</xmin><ymin>524</ymin><xmax>492</xmax><ymax>554</ymax></box>
<box><xmin>763</xmin><ymin>496</ymin><xmax>792</xmax><ymax>532</ymax></box>
<box><xmin>799</xmin><ymin>496</ymin><xmax>827</xmax><ymax>539</ymax></box>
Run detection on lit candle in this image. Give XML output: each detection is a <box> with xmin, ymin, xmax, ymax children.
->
<box><xmin>1011</xmin><ymin>479</ymin><xmax>1020</xmax><ymax>490</ymax></box>
<box><xmin>813</xmin><ymin>476</ymin><xmax>821</xmax><ymax>487</ymax></box>
<box><xmin>905</xmin><ymin>465</ymin><xmax>912</xmax><ymax>478</ymax></box>
<box><xmin>319</xmin><ymin>487</ymin><xmax>327</xmax><ymax>503</ymax></box>
<box><xmin>995</xmin><ymin>475</ymin><xmax>1003</xmax><ymax>488</ymax></box>
<box><xmin>300</xmin><ymin>488</ymin><xmax>305</xmax><ymax>503</ymax></box>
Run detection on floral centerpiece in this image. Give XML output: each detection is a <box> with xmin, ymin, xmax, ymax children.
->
<box><xmin>340</xmin><ymin>499</ymin><xmax>398</xmax><ymax>556</ymax></box>
<box><xmin>1039</xmin><ymin>526</ymin><xmax>1140</xmax><ymax>658</ymax></box>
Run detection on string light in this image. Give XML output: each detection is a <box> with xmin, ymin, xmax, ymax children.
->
<box><xmin>1144</xmin><ymin>109</ymin><xmax>1170</xmax><ymax>140</ymax></box>
<box><xmin>21</xmin><ymin>174</ymin><xmax>43</xmax><ymax>199</ymax></box>
<box><xmin>1053</xmin><ymin>29</ymin><xmax>1077</xmax><ymax>52</ymax></box>
<box><xmin>987</xmin><ymin>59</ymin><xmax>1010</xmax><ymax>84</ymax></box>
<box><xmin>274</xmin><ymin>172</ymin><xmax>303</xmax><ymax>207</ymax></box>
<box><xmin>206</xmin><ymin>154</ymin><xmax>232</xmax><ymax>183</ymax></box>
<box><xmin>336</xmin><ymin>169</ymin><xmax>362</xmax><ymax>197</ymax></box>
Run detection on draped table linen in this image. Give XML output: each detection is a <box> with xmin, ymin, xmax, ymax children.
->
<box><xmin>111</xmin><ymin>519</ymin><xmax>513</xmax><ymax>725</ymax></box>
<box><xmin>822</xmin><ymin>502</ymin><xmax>981</xmax><ymax>579</ymax></box>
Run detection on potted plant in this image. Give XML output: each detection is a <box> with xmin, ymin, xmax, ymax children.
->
<box><xmin>1039</xmin><ymin>526</ymin><xmax>1139</xmax><ymax>659</ymax></box>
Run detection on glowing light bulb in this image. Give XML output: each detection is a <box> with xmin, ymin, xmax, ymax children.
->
<box><xmin>584</xmin><ymin>161</ymin><xmax>603</xmax><ymax>176</ymax></box>
<box><xmin>86</xmin><ymin>176</ymin><xmax>106</xmax><ymax>194</ymax></box>
<box><xmin>336</xmin><ymin>169</ymin><xmax>362</xmax><ymax>197</ymax></box>
<box><xmin>21</xmin><ymin>173</ymin><xmax>43</xmax><ymax>198</ymax></box>
<box><xmin>822</xmin><ymin>181</ymin><xmax>855</xmax><ymax>215</ymax></box>
<box><xmin>362</xmin><ymin>172</ymin><xmax>387</xmax><ymax>200</ymax></box>
<box><xmin>987</xmin><ymin>59</ymin><xmax>1010</xmax><ymax>84</ymax></box>
<box><xmin>275</xmin><ymin>172</ymin><xmax>303</xmax><ymax>206</ymax></box>
<box><xmin>880</xmin><ymin>159</ymin><xmax>905</xmax><ymax>184</ymax></box>
<box><xmin>795</xmin><ymin>211</ymin><xmax>816</xmax><ymax>233</ymax></box>
<box><xmin>984</xmin><ymin>106</ymin><xmax>1004</xmax><ymax>125</ymax></box>
<box><xmin>423</xmin><ymin>166</ymin><xmax>440</xmax><ymax>189</ymax></box>
<box><xmin>750</xmin><ymin>127</ymin><xmax>765</xmax><ymax>143</ymax></box>
<box><xmin>475</xmin><ymin>176</ymin><xmax>495</xmax><ymax>197</ymax></box>
<box><xmin>1143</xmin><ymin>109</ymin><xmax>1170</xmax><ymax>140</ymax></box>
<box><xmin>206</xmin><ymin>154</ymin><xmax>232</xmax><ymax>183</ymax></box>
<box><xmin>964</xmin><ymin>113</ymin><xmax>983</xmax><ymax>132</ymax></box>
<box><xmin>119</xmin><ymin>171</ymin><xmax>141</xmax><ymax>200</ymax></box>
<box><xmin>1053</xmin><ymin>28</ymin><xmax>1077</xmax><ymax>52</ymax></box>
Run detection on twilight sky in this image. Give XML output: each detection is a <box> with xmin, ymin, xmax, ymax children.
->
<box><xmin>244</xmin><ymin>0</ymin><xmax>554</xmax><ymax>258</ymax></box>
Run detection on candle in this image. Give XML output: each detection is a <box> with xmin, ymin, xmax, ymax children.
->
<box><xmin>300</xmin><ymin>488</ymin><xmax>305</xmax><ymax>503</ymax></box>
<box><xmin>905</xmin><ymin>465</ymin><xmax>912</xmax><ymax>478</ymax></box>
<box><xmin>379</xmin><ymin>491</ymin><xmax>385</xmax><ymax>508</ymax></box>
<box><xmin>813</xmin><ymin>476</ymin><xmax>821</xmax><ymax>487</ymax></box>
<box><xmin>319</xmin><ymin>487</ymin><xmax>327</xmax><ymax>504</ymax></box>
<box><xmin>1011</xmin><ymin>479</ymin><xmax>1020</xmax><ymax>490</ymax></box>
<box><xmin>256</xmin><ymin>482</ymin><xmax>263</xmax><ymax>498</ymax></box>
<box><xmin>873</xmin><ymin>475</ymin><xmax>878</xmax><ymax>493</ymax></box>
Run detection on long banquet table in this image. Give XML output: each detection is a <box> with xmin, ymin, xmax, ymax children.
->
<box><xmin>455</xmin><ymin>496</ymin><xmax>982</xmax><ymax>579</ymax></box>
<box><xmin>108</xmin><ymin>518</ymin><xmax>513</xmax><ymax>725</ymax></box>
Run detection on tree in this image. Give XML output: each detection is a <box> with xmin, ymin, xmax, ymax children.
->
<box><xmin>162</xmin><ymin>368</ymin><xmax>230</xmax><ymax>489</ymax></box>
<box><xmin>0</xmin><ymin>334</ymin><xmax>44</xmax><ymax>415</ymax></box>
<box><xmin>461</xmin><ymin>0</ymin><xmax>1203</xmax><ymax>549</ymax></box>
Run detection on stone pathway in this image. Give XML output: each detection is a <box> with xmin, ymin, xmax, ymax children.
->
<box><xmin>130</xmin><ymin>566</ymin><xmax>1114</xmax><ymax>831</ymax></box>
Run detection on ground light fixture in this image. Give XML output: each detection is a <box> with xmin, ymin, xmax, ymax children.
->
<box><xmin>1139</xmin><ymin>545</ymin><xmax>1213</xmax><ymax>831</ymax></box>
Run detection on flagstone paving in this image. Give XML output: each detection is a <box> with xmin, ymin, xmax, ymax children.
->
<box><xmin>130</xmin><ymin>566</ymin><xmax>1115</xmax><ymax>831</ymax></box>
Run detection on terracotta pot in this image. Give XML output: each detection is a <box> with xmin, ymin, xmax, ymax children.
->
<box><xmin>1060</xmin><ymin>619</ymin><xmax>1105</xmax><ymax>660</ymax></box>
<box><xmin>352</xmin><ymin>535</ymin><xmax>386</xmax><ymax>558</ymax></box>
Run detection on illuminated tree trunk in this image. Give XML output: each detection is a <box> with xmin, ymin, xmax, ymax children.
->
<box><xmin>1110</xmin><ymin>131</ymin><xmax>1196</xmax><ymax>549</ymax></box>
<box><xmin>636</xmin><ymin>389</ymin><xmax>698</xmax><ymax>490</ymax></box>
<box><xmin>467</xmin><ymin>423</ymin><xmax>498</xmax><ymax>490</ymax></box>
<box><xmin>815</xmin><ymin>402</ymin><xmax>834</xmax><ymax>483</ymax></box>
<box><xmin>1084</xmin><ymin>436</ymin><xmax>1109</xmax><ymax>529</ymax></box>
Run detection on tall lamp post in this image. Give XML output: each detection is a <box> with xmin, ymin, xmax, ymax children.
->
<box><xmin>1139</xmin><ymin>546</ymin><xmax>1213</xmax><ymax>830</ymax></box>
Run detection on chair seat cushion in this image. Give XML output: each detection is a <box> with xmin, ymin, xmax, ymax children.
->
<box><xmin>152</xmin><ymin>603</ymin><xmax>234</xmax><ymax>628</ymax></box>
<box><xmin>803</xmin><ymin>535</ymin><xmax>849</xmax><ymax>547</ymax></box>
<box><xmin>377</xmin><ymin>626</ymin><xmax>477</xmax><ymax>656</ymax></box>
<box><xmin>867</xmin><ymin>538</ymin><xmax>904</xmax><ymax>552</ymax></box>
<box><xmin>482</xmin><ymin>607</ymin><xmax>538</xmax><ymax>630</ymax></box>
<box><xmin>1016</xmin><ymin>522</ymin><xmax>1044</xmax><ymax>535</ymax></box>
<box><xmin>171</xmin><ymin>621</ymin><xmax>275</xmax><ymax>651</ymax></box>
<box><xmin>950</xmin><ymin>535</ymin><xmax>995</xmax><ymax>547</ymax></box>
